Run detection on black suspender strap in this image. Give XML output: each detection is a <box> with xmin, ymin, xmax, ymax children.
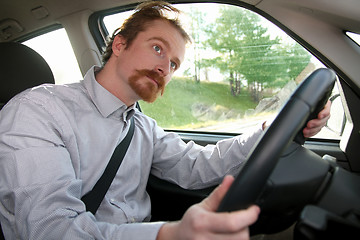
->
<box><xmin>81</xmin><ymin>117</ymin><xmax>135</xmax><ymax>215</ymax></box>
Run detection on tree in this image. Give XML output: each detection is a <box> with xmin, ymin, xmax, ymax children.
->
<box><xmin>203</xmin><ymin>6</ymin><xmax>311</xmax><ymax>101</ymax></box>
<box><xmin>204</xmin><ymin>6</ymin><xmax>251</xmax><ymax>95</ymax></box>
<box><xmin>187</xmin><ymin>7</ymin><xmax>206</xmax><ymax>83</ymax></box>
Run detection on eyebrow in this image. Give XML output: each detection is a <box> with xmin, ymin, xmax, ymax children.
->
<box><xmin>148</xmin><ymin>37</ymin><xmax>181</xmax><ymax>68</ymax></box>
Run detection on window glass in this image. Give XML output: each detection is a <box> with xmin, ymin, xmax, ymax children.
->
<box><xmin>346</xmin><ymin>32</ymin><xmax>360</xmax><ymax>46</ymax></box>
<box><xmin>23</xmin><ymin>28</ymin><xmax>83</xmax><ymax>84</ymax></box>
<box><xmin>103</xmin><ymin>3</ymin><xmax>342</xmax><ymax>140</ymax></box>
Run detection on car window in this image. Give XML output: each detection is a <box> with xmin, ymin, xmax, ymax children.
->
<box><xmin>23</xmin><ymin>28</ymin><xmax>83</xmax><ymax>84</ymax></box>
<box><xmin>103</xmin><ymin>3</ymin><xmax>343</xmax><ymax>140</ymax></box>
<box><xmin>346</xmin><ymin>32</ymin><xmax>360</xmax><ymax>46</ymax></box>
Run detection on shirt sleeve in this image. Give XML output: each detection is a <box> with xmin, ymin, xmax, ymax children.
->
<box><xmin>151</xmin><ymin>120</ymin><xmax>264</xmax><ymax>189</ymax></box>
<box><xmin>0</xmin><ymin>96</ymin><xmax>164</xmax><ymax>240</ymax></box>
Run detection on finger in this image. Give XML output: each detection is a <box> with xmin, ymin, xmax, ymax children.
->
<box><xmin>303</xmin><ymin>120</ymin><xmax>325</xmax><ymax>137</ymax></box>
<box><xmin>200</xmin><ymin>175</ymin><xmax>235</xmax><ymax>211</ymax></box>
<box><xmin>199</xmin><ymin>205</ymin><xmax>260</xmax><ymax>234</ymax></box>
<box><xmin>303</xmin><ymin>126</ymin><xmax>322</xmax><ymax>138</ymax></box>
<box><xmin>205</xmin><ymin>227</ymin><xmax>250</xmax><ymax>240</ymax></box>
<box><xmin>302</xmin><ymin>100</ymin><xmax>331</xmax><ymax>138</ymax></box>
<box><xmin>303</xmin><ymin>116</ymin><xmax>330</xmax><ymax>137</ymax></box>
<box><xmin>307</xmin><ymin>114</ymin><xmax>330</xmax><ymax>128</ymax></box>
<box><xmin>318</xmin><ymin>100</ymin><xmax>331</xmax><ymax>119</ymax></box>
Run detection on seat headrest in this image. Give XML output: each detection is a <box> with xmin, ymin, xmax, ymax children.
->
<box><xmin>0</xmin><ymin>42</ymin><xmax>55</xmax><ymax>106</ymax></box>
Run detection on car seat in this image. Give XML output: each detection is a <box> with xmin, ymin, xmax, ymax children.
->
<box><xmin>0</xmin><ymin>41</ymin><xmax>55</xmax><ymax>109</ymax></box>
<box><xmin>0</xmin><ymin>41</ymin><xmax>55</xmax><ymax>239</ymax></box>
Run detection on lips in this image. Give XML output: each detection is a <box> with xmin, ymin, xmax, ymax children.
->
<box><xmin>128</xmin><ymin>69</ymin><xmax>166</xmax><ymax>102</ymax></box>
<box><xmin>136</xmin><ymin>69</ymin><xmax>165</xmax><ymax>89</ymax></box>
<box><xmin>148</xmin><ymin>75</ymin><xmax>159</xmax><ymax>88</ymax></box>
<box><xmin>145</xmin><ymin>70</ymin><xmax>164</xmax><ymax>87</ymax></box>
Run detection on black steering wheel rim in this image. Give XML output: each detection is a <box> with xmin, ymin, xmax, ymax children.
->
<box><xmin>217</xmin><ymin>68</ymin><xmax>336</xmax><ymax>212</ymax></box>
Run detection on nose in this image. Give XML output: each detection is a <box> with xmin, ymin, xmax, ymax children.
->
<box><xmin>155</xmin><ymin>58</ymin><xmax>171</xmax><ymax>77</ymax></box>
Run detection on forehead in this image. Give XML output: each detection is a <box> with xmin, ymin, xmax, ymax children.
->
<box><xmin>138</xmin><ymin>19</ymin><xmax>186</xmax><ymax>62</ymax></box>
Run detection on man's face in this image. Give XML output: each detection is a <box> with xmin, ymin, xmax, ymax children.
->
<box><xmin>114</xmin><ymin>19</ymin><xmax>186</xmax><ymax>103</ymax></box>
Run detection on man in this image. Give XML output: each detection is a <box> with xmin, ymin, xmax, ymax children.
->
<box><xmin>0</xmin><ymin>1</ymin><xmax>330</xmax><ymax>239</ymax></box>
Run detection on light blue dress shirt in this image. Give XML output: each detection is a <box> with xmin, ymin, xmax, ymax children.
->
<box><xmin>0</xmin><ymin>66</ymin><xmax>263</xmax><ymax>239</ymax></box>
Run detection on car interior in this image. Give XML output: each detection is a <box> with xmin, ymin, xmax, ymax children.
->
<box><xmin>0</xmin><ymin>42</ymin><xmax>55</xmax><ymax>110</ymax></box>
<box><xmin>1</xmin><ymin>0</ymin><xmax>360</xmax><ymax>239</ymax></box>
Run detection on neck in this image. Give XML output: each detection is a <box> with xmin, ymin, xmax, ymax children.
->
<box><xmin>95</xmin><ymin>63</ymin><xmax>138</xmax><ymax>107</ymax></box>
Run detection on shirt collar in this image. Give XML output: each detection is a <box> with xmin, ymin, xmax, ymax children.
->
<box><xmin>83</xmin><ymin>66</ymin><xmax>136</xmax><ymax>120</ymax></box>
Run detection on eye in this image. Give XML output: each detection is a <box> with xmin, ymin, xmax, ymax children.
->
<box><xmin>170</xmin><ymin>61</ymin><xmax>177</xmax><ymax>70</ymax></box>
<box><xmin>153</xmin><ymin>45</ymin><xmax>161</xmax><ymax>54</ymax></box>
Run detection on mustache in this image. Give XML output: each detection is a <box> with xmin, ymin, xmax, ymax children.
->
<box><xmin>135</xmin><ymin>69</ymin><xmax>166</xmax><ymax>96</ymax></box>
<box><xmin>135</xmin><ymin>69</ymin><xmax>165</xmax><ymax>87</ymax></box>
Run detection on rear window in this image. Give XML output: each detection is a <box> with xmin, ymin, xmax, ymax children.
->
<box><xmin>23</xmin><ymin>28</ymin><xmax>82</xmax><ymax>84</ymax></box>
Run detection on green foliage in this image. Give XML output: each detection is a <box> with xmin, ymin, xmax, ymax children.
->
<box><xmin>198</xmin><ymin>5</ymin><xmax>311</xmax><ymax>96</ymax></box>
<box><xmin>139</xmin><ymin>77</ymin><xmax>257</xmax><ymax>129</ymax></box>
<box><xmin>204</xmin><ymin>6</ymin><xmax>281</xmax><ymax>92</ymax></box>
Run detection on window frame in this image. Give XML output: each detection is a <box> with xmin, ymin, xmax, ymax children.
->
<box><xmin>16</xmin><ymin>24</ymin><xmax>63</xmax><ymax>43</ymax></box>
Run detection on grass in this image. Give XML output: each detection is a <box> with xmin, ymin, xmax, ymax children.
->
<box><xmin>139</xmin><ymin>77</ymin><xmax>258</xmax><ymax>129</ymax></box>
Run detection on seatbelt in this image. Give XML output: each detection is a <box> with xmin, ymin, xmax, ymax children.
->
<box><xmin>81</xmin><ymin>117</ymin><xmax>135</xmax><ymax>215</ymax></box>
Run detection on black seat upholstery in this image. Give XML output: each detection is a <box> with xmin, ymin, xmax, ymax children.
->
<box><xmin>0</xmin><ymin>42</ymin><xmax>55</xmax><ymax>109</ymax></box>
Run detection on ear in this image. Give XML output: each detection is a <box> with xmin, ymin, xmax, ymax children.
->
<box><xmin>112</xmin><ymin>35</ymin><xmax>126</xmax><ymax>57</ymax></box>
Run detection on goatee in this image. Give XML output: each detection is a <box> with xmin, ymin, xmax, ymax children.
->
<box><xmin>128</xmin><ymin>69</ymin><xmax>166</xmax><ymax>103</ymax></box>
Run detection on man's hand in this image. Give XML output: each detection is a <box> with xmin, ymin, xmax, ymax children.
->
<box><xmin>156</xmin><ymin>175</ymin><xmax>260</xmax><ymax>240</ymax></box>
<box><xmin>262</xmin><ymin>100</ymin><xmax>332</xmax><ymax>138</ymax></box>
<box><xmin>303</xmin><ymin>100</ymin><xmax>331</xmax><ymax>138</ymax></box>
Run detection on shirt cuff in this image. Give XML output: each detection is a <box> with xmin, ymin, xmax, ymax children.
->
<box><xmin>116</xmin><ymin>221</ymin><xmax>166</xmax><ymax>240</ymax></box>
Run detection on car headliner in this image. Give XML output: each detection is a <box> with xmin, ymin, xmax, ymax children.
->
<box><xmin>1</xmin><ymin>0</ymin><xmax>359</xmax><ymax>37</ymax></box>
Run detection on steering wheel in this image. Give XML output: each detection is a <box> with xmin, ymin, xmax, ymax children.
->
<box><xmin>217</xmin><ymin>68</ymin><xmax>336</xmax><ymax>212</ymax></box>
